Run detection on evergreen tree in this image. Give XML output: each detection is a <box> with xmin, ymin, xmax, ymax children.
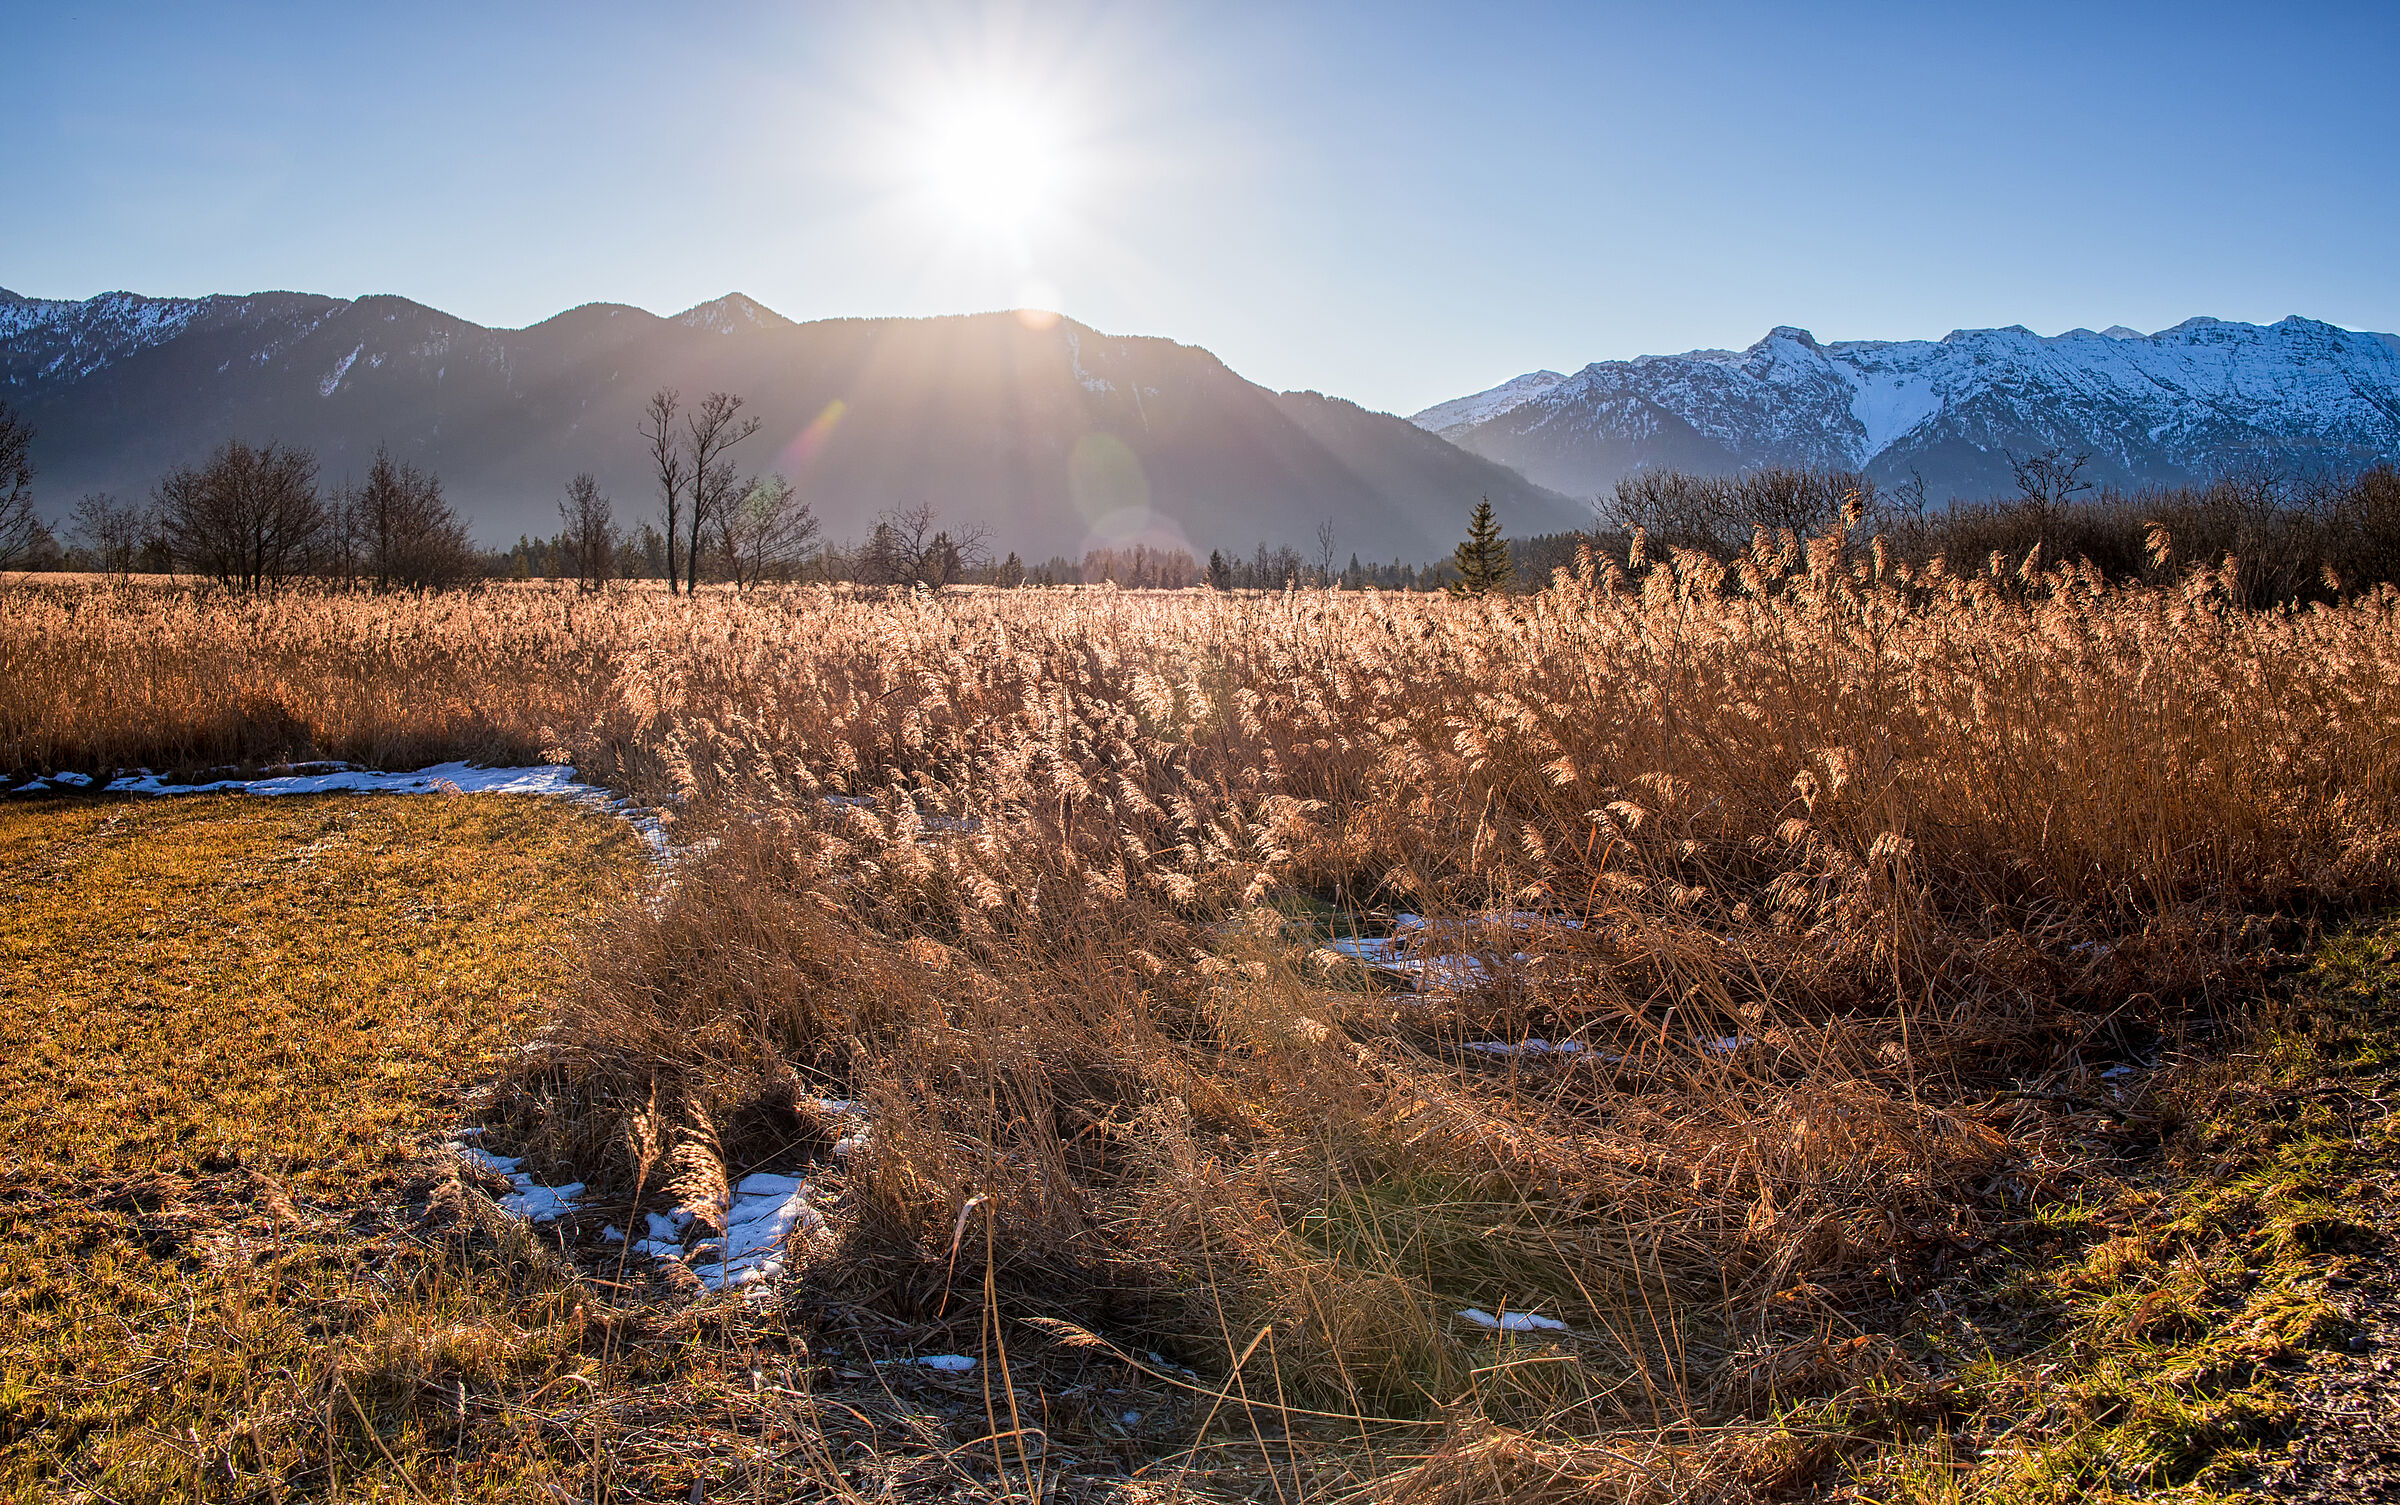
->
<box><xmin>1207</xmin><ymin>548</ymin><xmax>1232</xmax><ymax>590</ymax></box>
<box><xmin>1446</xmin><ymin>497</ymin><xmax>1512</xmax><ymax>597</ymax></box>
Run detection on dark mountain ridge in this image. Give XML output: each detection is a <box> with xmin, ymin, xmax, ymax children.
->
<box><xmin>0</xmin><ymin>287</ymin><xmax>1580</xmax><ymax>558</ymax></box>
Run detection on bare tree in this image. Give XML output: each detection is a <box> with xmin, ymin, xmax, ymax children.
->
<box><xmin>0</xmin><ymin>400</ymin><xmax>43</xmax><ymax>572</ymax></box>
<box><xmin>640</xmin><ymin>389</ymin><xmax>686</xmax><ymax>594</ymax></box>
<box><xmin>558</xmin><ymin>473</ymin><xmax>620</xmax><ymax>592</ymax></box>
<box><xmin>1313</xmin><ymin>519</ymin><xmax>1338</xmax><ymax>584</ymax></box>
<box><xmin>70</xmin><ymin>493</ymin><xmax>145</xmax><ymax>579</ymax></box>
<box><xmin>681</xmin><ymin>391</ymin><xmax>762</xmax><ymax>595</ymax></box>
<box><xmin>155</xmin><ymin>439</ymin><xmax>327</xmax><ymax>591</ymax></box>
<box><xmin>859</xmin><ymin>502</ymin><xmax>990</xmax><ymax>590</ymax></box>
<box><xmin>2008</xmin><ymin>447</ymin><xmax>2094</xmax><ymax>510</ymax></box>
<box><xmin>353</xmin><ymin>443</ymin><xmax>474</xmax><ymax>590</ymax></box>
<box><xmin>1605</xmin><ymin>466</ymin><xmax>1876</xmax><ymax>558</ymax></box>
<box><xmin>719</xmin><ymin>472</ymin><xmax>817</xmax><ymax>590</ymax></box>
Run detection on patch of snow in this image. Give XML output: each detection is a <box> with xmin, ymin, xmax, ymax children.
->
<box><xmin>1410</xmin><ymin>370</ymin><xmax>1570</xmax><ymax>433</ymax></box>
<box><xmin>1461</xmin><ymin>1038</ymin><xmax>1623</xmax><ymax>1063</ymax></box>
<box><xmin>1458</xmin><ymin>1308</ymin><xmax>1571</xmax><ymax>1334</ymax></box>
<box><xmin>35</xmin><ymin>761</ymin><xmax>670</xmax><ymax>861</ymax></box>
<box><xmin>692</xmin><ymin>1171</ymin><xmax>825</xmax><ymax>1291</ymax></box>
<box><xmin>505</xmin><ymin>1181</ymin><xmax>585</xmax><ymax>1221</ymax></box>
<box><xmin>1328</xmin><ymin>910</ymin><xmax>1575</xmax><ymax>993</ymax></box>
<box><xmin>452</xmin><ymin>1143</ymin><xmax>582</xmax><ymax>1223</ymax></box>
<box><xmin>1843</xmin><ymin>369</ymin><xmax>1942</xmax><ymax>460</ymax></box>
<box><xmin>631</xmin><ymin>1208</ymin><xmax>689</xmax><ymax>1260</ymax></box>
<box><xmin>319</xmin><ymin>343</ymin><xmax>362</xmax><ymax>396</ymax></box>
<box><xmin>1065</xmin><ymin>328</ymin><xmax>1113</xmax><ymax>393</ymax></box>
<box><xmin>912</xmin><ymin>1354</ymin><xmax>977</xmax><ymax>1373</ymax></box>
<box><xmin>1702</xmin><ymin>1035</ymin><xmax>1752</xmax><ymax>1055</ymax></box>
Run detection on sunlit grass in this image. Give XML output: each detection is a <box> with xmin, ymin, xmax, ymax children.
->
<box><xmin>0</xmin><ymin>793</ymin><xmax>638</xmax><ymax>1498</ymax></box>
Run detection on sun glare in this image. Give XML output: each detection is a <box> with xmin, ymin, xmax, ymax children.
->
<box><xmin>913</xmin><ymin>91</ymin><xmax>1070</xmax><ymax>239</ymax></box>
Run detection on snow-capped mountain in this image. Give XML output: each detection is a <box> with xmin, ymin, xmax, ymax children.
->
<box><xmin>0</xmin><ymin>286</ymin><xmax>1578</xmax><ymax>556</ymax></box>
<box><xmin>1413</xmin><ymin>318</ymin><xmax>2400</xmax><ymax>500</ymax></box>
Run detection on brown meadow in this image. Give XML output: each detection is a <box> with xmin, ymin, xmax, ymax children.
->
<box><xmin>8</xmin><ymin>536</ymin><xmax>2400</xmax><ymax>1498</ymax></box>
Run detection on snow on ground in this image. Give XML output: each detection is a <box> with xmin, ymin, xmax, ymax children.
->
<box><xmin>454</xmin><ymin>1144</ymin><xmax>585</xmax><ymax>1223</ymax></box>
<box><xmin>11</xmin><ymin>761</ymin><xmax>671</xmax><ymax>857</ymax></box>
<box><xmin>1458</xmin><ymin>1307</ymin><xmax>1572</xmax><ymax>1334</ymax></box>
<box><xmin>689</xmin><ymin>1173</ymin><xmax>828</xmax><ymax>1291</ymax></box>
<box><xmin>1326</xmin><ymin>910</ymin><xmax>1581</xmax><ymax>992</ymax></box>
<box><xmin>457</xmin><ymin>1146</ymin><xmax>825</xmax><ymax>1294</ymax></box>
<box><xmin>1460</xmin><ymin>1038</ymin><xmax>1622</xmax><ymax>1062</ymax></box>
<box><xmin>910</xmin><ymin>1355</ymin><xmax>977</xmax><ymax>1374</ymax></box>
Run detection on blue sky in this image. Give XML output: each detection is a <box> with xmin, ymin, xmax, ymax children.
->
<box><xmin>5</xmin><ymin>0</ymin><xmax>2395</xmax><ymax>415</ymax></box>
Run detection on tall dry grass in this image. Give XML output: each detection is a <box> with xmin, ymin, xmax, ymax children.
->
<box><xmin>10</xmin><ymin>544</ymin><xmax>2400</xmax><ymax>1491</ymax></box>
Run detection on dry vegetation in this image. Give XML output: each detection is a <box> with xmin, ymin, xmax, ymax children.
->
<box><xmin>0</xmin><ymin>794</ymin><xmax>640</xmax><ymax>1497</ymax></box>
<box><xmin>8</xmin><ymin>534</ymin><xmax>2400</xmax><ymax>1500</ymax></box>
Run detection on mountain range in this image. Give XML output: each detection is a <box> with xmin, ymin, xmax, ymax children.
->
<box><xmin>0</xmin><ymin>288</ymin><xmax>1579</xmax><ymax>558</ymax></box>
<box><xmin>1412</xmin><ymin>317</ymin><xmax>2400</xmax><ymax>501</ymax></box>
<box><xmin>12</xmin><ymin>286</ymin><xmax>2400</xmax><ymax>559</ymax></box>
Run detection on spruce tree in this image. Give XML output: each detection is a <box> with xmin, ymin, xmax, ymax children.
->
<box><xmin>1446</xmin><ymin>497</ymin><xmax>1512</xmax><ymax>597</ymax></box>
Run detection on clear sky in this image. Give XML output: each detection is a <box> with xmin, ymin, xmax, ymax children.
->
<box><xmin>6</xmin><ymin>0</ymin><xmax>2396</xmax><ymax>417</ymax></box>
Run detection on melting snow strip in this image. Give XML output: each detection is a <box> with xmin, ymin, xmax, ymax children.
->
<box><xmin>1460</xmin><ymin>1038</ymin><xmax>1626</xmax><ymax>1063</ymax></box>
<box><xmin>1325</xmin><ymin>911</ymin><xmax>1581</xmax><ymax>993</ymax></box>
<box><xmin>17</xmin><ymin>761</ymin><xmax>670</xmax><ymax>858</ymax></box>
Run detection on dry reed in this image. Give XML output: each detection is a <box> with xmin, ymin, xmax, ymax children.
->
<box><xmin>11</xmin><ymin>542</ymin><xmax>2399</xmax><ymax>1493</ymax></box>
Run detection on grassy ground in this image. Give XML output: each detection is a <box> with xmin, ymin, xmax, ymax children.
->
<box><xmin>0</xmin><ymin>793</ymin><xmax>639</xmax><ymax>1500</ymax></box>
<box><xmin>1786</xmin><ymin>921</ymin><xmax>2400</xmax><ymax>1504</ymax></box>
<box><xmin>8</xmin><ymin>788</ymin><xmax>2398</xmax><ymax>1503</ymax></box>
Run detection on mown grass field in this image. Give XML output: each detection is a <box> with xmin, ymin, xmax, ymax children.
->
<box><xmin>0</xmin><ymin>793</ymin><xmax>639</xmax><ymax>1499</ymax></box>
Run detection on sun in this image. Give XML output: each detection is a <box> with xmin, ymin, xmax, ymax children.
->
<box><xmin>912</xmin><ymin>90</ymin><xmax>1070</xmax><ymax>239</ymax></box>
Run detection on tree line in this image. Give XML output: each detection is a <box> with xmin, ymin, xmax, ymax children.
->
<box><xmin>1577</xmin><ymin>452</ymin><xmax>2400</xmax><ymax>608</ymax></box>
<box><xmin>14</xmin><ymin>385</ymin><xmax>2394</xmax><ymax>605</ymax></box>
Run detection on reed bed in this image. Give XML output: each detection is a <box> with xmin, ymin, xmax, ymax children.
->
<box><xmin>10</xmin><ymin>540</ymin><xmax>2400</xmax><ymax>1495</ymax></box>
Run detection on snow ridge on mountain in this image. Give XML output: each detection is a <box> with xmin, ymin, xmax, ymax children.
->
<box><xmin>1413</xmin><ymin>317</ymin><xmax>2400</xmax><ymax>499</ymax></box>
